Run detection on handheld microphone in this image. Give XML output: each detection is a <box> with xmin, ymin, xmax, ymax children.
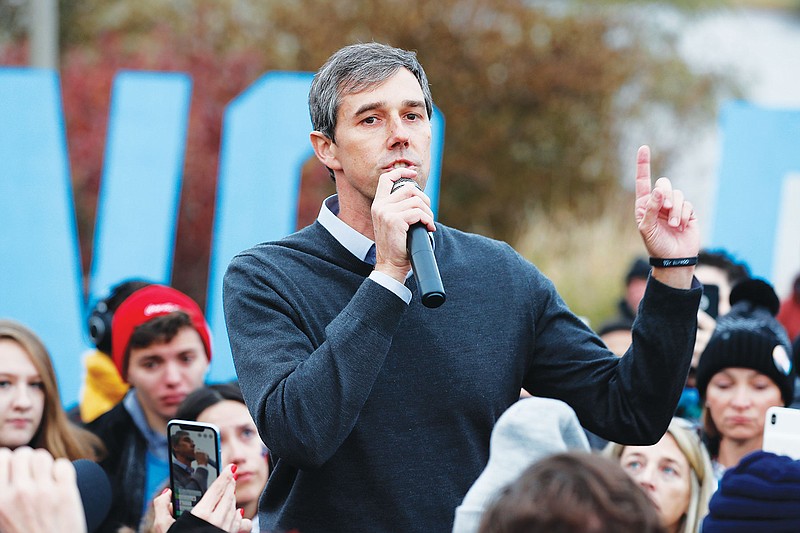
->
<box><xmin>73</xmin><ymin>459</ymin><xmax>112</xmax><ymax>533</ymax></box>
<box><xmin>390</xmin><ymin>178</ymin><xmax>446</xmax><ymax>308</ymax></box>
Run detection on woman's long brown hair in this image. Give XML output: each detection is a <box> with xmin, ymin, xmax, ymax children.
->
<box><xmin>0</xmin><ymin>319</ymin><xmax>105</xmax><ymax>460</ymax></box>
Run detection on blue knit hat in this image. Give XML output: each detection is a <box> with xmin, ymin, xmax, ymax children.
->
<box><xmin>703</xmin><ymin>450</ymin><xmax>800</xmax><ymax>532</ymax></box>
<box><xmin>695</xmin><ymin>278</ymin><xmax>794</xmax><ymax>406</ymax></box>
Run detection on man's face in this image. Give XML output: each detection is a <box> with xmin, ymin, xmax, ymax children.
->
<box><xmin>126</xmin><ymin>326</ymin><xmax>208</xmax><ymax>429</ymax></box>
<box><xmin>173</xmin><ymin>434</ymin><xmax>196</xmax><ymax>462</ymax></box>
<box><xmin>322</xmin><ymin>68</ymin><xmax>432</xmax><ymax>211</ymax></box>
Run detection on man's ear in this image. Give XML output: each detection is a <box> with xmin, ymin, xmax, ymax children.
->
<box><xmin>310</xmin><ymin>131</ymin><xmax>343</xmax><ymax>172</ymax></box>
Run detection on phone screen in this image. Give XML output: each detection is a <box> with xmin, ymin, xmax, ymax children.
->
<box><xmin>168</xmin><ymin>419</ymin><xmax>221</xmax><ymax>517</ymax></box>
<box><xmin>700</xmin><ymin>283</ymin><xmax>719</xmax><ymax>319</ymax></box>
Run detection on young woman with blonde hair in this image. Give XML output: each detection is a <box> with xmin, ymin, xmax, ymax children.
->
<box><xmin>0</xmin><ymin>319</ymin><xmax>103</xmax><ymax>460</ymax></box>
<box><xmin>604</xmin><ymin>418</ymin><xmax>717</xmax><ymax>533</ymax></box>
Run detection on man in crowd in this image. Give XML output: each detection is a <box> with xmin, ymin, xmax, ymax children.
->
<box><xmin>86</xmin><ymin>285</ymin><xmax>212</xmax><ymax>532</ymax></box>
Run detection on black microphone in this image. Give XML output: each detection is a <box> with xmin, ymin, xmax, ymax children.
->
<box><xmin>73</xmin><ymin>459</ymin><xmax>112</xmax><ymax>533</ymax></box>
<box><xmin>390</xmin><ymin>178</ymin><xmax>446</xmax><ymax>308</ymax></box>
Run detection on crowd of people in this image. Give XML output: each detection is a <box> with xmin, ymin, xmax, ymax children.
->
<box><xmin>2</xmin><ymin>41</ymin><xmax>800</xmax><ymax>533</ymax></box>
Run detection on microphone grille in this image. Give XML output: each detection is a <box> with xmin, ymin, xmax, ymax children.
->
<box><xmin>390</xmin><ymin>177</ymin><xmax>419</xmax><ymax>194</ymax></box>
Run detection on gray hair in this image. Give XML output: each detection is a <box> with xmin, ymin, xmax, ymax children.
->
<box><xmin>309</xmin><ymin>42</ymin><xmax>433</xmax><ymax>143</ymax></box>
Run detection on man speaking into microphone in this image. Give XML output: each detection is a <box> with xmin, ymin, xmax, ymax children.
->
<box><xmin>223</xmin><ymin>43</ymin><xmax>701</xmax><ymax>533</ymax></box>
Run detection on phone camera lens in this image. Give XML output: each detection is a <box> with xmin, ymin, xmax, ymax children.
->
<box><xmin>771</xmin><ymin>413</ymin><xmax>777</xmax><ymax>425</ymax></box>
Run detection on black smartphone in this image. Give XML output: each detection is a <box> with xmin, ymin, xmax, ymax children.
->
<box><xmin>700</xmin><ymin>283</ymin><xmax>719</xmax><ymax>319</ymax></box>
<box><xmin>167</xmin><ymin>419</ymin><xmax>222</xmax><ymax>517</ymax></box>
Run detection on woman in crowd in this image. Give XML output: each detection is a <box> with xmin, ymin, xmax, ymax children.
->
<box><xmin>695</xmin><ymin>278</ymin><xmax>793</xmax><ymax>478</ymax></box>
<box><xmin>137</xmin><ymin>382</ymin><xmax>269</xmax><ymax>533</ymax></box>
<box><xmin>0</xmin><ymin>319</ymin><xmax>103</xmax><ymax>460</ymax></box>
<box><xmin>604</xmin><ymin>417</ymin><xmax>716</xmax><ymax>533</ymax></box>
<box><xmin>175</xmin><ymin>382</ymin><xmax>269</xmax><ymax>529</ymax></box>
<box><xmin>134</xmin><ymin>383</ymin><xmax>270</xmax><ymax>533</ymax></box>
<box><xmin>478</xmin><ymin>451</ymin><xmax>666</xmax><ymax>533</ymax></box>
<box><xmin>149</xmin><ymin>464</ymin><xmax>253</xmax><ymax>533</ymax></box>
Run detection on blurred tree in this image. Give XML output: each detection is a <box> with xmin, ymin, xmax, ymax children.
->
<box><xmin>258</xmin><ymin>0</ymin><xmax>735</xmax><ymax>239</ymax></box>
<box><xmin>0</xmin><ymin>0</ymin><xmax>26</xmax><ymax>45</ymax></box>
<box><xmin>1</xmin><ymin>0</ymin><xmax>736</xmax><ymax>307</ymax></box>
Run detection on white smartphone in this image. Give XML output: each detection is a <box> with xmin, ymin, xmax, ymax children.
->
<box><xmin>762</xmin><ymin>406</ymin><xmax>800</xmax><ymax>461</ymax></box>
<box><xmin>167</xmin><ymin>419</ymin><xmax>222</xmax><ymax>517</ymax></box>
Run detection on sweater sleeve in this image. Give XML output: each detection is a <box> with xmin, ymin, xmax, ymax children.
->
<box><xmin>522</xmin><ymin>262</ymin><xmax>702</xmax><ymax>445</ymax></box>
<box><xmin>223</xmin><ymin>250</ymin><xmax>408</xmax><ymax>469</ymax></box>
<box><xmin>167</xmin><ymin>512</ymin><xmax>227</xmax><ymax>533</ymax></box>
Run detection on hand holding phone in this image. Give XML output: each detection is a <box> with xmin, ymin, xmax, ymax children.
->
<box><xmin>153</xmin><ymin>465</ymin><xmax>252</xmax><ymax>533</ymax></box>
<box><xmin>168</xmin><ymin>419</ymin><xmax>222</xmax><ymax>518</ymax></box>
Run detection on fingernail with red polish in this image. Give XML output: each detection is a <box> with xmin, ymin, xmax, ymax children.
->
<box><xmin>161</xmin><ymin>487</ymin><xmax>169</xmax><ymax>495</ymax></box>
<box><xmin>239</xmin><ymin>508</ymin><xmax>245</xmax><ymax>517</ymax></box>
<box><xmin>231</xmin><ymin>464</ymin><xmax>238</xmax><ymax>474</ymax></box>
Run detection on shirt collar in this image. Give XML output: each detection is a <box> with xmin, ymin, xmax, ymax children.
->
<box><xmin>318</xmin><ymin>195</ymin><xmax>375</xmax><ymax>262</ymax></box>
<box><xmin>124</xmin><ymin>389</ymin><xmax>169</xmax><ymax>461</ymax></box>
<box><xmin>171</xmin><ymin>459</ymin><xmax>193</xmax><ymax>474</ymax></box>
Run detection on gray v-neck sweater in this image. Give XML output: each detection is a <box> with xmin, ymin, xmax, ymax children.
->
<box><xmin>223</xmin><ymin>221</ymin><xmax>700</xmax><ymax>533</ymax></box>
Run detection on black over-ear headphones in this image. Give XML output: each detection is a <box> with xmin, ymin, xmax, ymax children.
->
<box><xmin>87</xmin><ymin>279</ymin><xmax>154</xmax><ymax>356</ymax></box>
<box><xmin>88</xmin><ymin>298</ymin><xmax>113</xmax><ymax>355</ymax></box>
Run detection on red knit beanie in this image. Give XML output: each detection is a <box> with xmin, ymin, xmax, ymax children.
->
<box><xmin>111</xmin><ymin>285</ymin><xmax>212</xmax><ymax>380</ymax></box>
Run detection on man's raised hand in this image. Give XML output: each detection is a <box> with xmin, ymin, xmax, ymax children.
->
<box><xmin>634</xmin><ymin>145</ymin><xmax>700</xmax><ymax>288</ymax></box>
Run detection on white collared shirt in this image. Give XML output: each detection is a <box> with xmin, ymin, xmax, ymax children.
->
<box><xmin>317</xmin><ymin>195</ymin><xmax>412</xmax><ymax>304</ymax></box>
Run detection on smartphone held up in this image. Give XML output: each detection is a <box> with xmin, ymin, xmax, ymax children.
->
<box><xmin>168</xmin><ymin>419</ymin><xmax>222</xmax><ymax>517</ymax></box>
<box><xmin>699</xmin><ymin>283</ymin><xmax>719</xmax><ymax>319</ymax></box>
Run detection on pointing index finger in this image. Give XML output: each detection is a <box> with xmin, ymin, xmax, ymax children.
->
<box><xmin>635</xmin><ymin>145</ymin><xmax>652</xmax><ymax>201</ymax></box>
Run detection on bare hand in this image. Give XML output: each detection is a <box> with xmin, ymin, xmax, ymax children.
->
<box><xmin>190</xmin><ymin>465</ymin><xmax>251</xmax><ymax>533</ymax></box>
<box><xmin>152</xmin><ymin>466</ymin><xmax>252</xmax><ymax>533</ymax></box>
<box><xmin>195</xmin><ymin>451</ymin><xmax>209</xmax><ymax>466</ymax></box>
<box><xmin>371</xmin><ymin>169</ymin><xmax>435</xmax><ymax>283</ymax></box>
<box><xmin>151</xmin><ymin>488</ymin><xmax>175</xmax><ymax>533</ymax></box>
<box><xmin>0</xmin><ymin>447</ymin><xmax>87</xmax><ymax>533</ymax></box>
<box><xmin>634</xmin><ymin>145</ymin><xmax>700</xmax><ymax>288</ymax></box>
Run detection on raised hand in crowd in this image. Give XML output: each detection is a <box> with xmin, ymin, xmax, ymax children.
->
<box><xmin>0</xmin><ymin>447</ymin><xmax>87</xmax><ymax>533</ymax></box>
<box><xmin>150</xmin><ymin>464</ymin><xmax>251</xmax><ymax>533</ymax></box>
<box><xmin>634</xmin><ymin>145</ymin><xmax>700</xmax><ymax>290</ymax></box>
